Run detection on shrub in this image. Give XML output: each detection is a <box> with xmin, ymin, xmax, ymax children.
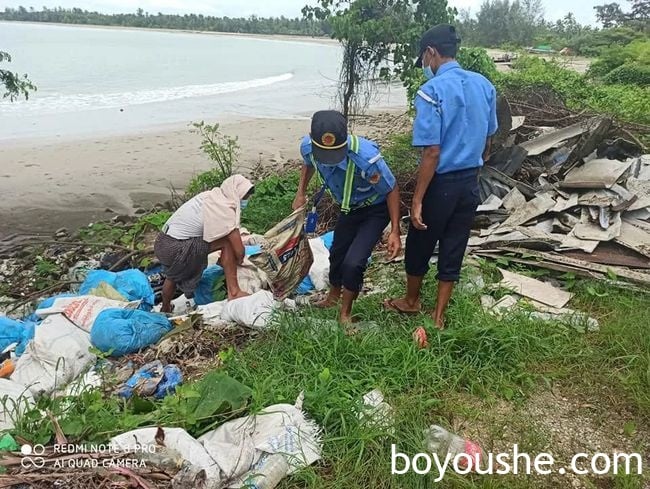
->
<box><xmin>241</xmin><ymin>171</ymin><xmax>301</xmax><ymax>234</ymax></box>
<box><xmin>186</xmin><ymin>121</ymin><xmax>239</xmax><ymax>196</ymax></box>
<box><xmin>457</xmin><ymin>47</ymin><xmax>499</xmax><ymax>82</ymax></box>
<box><xmin>588</xmin><ymin>40</ymin><xmax>650</xmax><ymax>80</ymax></box>
<box><xmin>603</xmin><ymin>63</ymin><xmax>650</xmax><ymax>86</ymax></box>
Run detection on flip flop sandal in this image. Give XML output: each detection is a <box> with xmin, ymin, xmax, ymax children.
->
<box><xmin>383</xmin><ymin>298</ymin><xmax>422</xmax><ymax>315</ymax></box>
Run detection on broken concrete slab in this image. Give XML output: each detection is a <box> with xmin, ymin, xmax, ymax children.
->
<box><xmin>502</xmin><ymin>187</ymin><xmax>527</xmax><ymax>212</ymax></box>
<box><xmin>561</xmin><ymin>158</ymin><xmax>633</xmax><ymax>189</ymax></box>
<box><xmin>557</xmin><ymin>231</ymin><xmax>600</xmax><ymax>254</ymax></box>
<box><xmin>501</xmin><ymin>192</ymin><xmax>556</xmax><ymax>228</ymax></box>
<box><xmin>477</xmin><ymin>194</ymin><xmax>503</xmax><ymax>212</ymax></box>
<box><xmin>578</xmin><ymin>189</ymin><xmax>621</xmax><ymax>208</ymax></box>
<box><xmin>519</xmin><ymin>119</ymin><xmax>594</xmax><ymax>156</ymax></box>
<box><xmin>573</xmin><ymin>209</ymin><xmax>622</xmax><ymax>241</ymax></box>
<box><xmin>614</xmin><ymin>221</ymin><xmax>650</xmax><ymax>259</ymax></box>
<box><xmin>495</xmin><ymin>247</ymin><xmax>650</xmax><ymax>286</ymax></box>
<box><xmin>626</xmin><ymin>178</ymin><xmax>650</xmax><ymax>211</ymax></box>
<box><xmin>563</xmin><ymin>241</ymin><xmax>650</xmax><ymax>269</ymax></box>
<box><xmin>486</xmin><ymin>145</ymin><xmax>528</xmax><ymax>177</ymax></box>
<box><xmin>511</xmin><ymin>116</ymin><xmax>525</xmax><ymax>132</ymax></box>
<box><xmin>498</xmin><ymin>268</ymin><xmax>573</xmax><ymax>308</ymax></box>
<box><xmin>551</xmin><ymin>193</ymin><xmax>579</xmax><ymax>213</ymax></box>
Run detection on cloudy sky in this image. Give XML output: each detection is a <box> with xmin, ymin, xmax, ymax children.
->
<box><xmin>0</xmin><ymin>0</ymin><xmax>604</xmax><ymax>25</ymax></box>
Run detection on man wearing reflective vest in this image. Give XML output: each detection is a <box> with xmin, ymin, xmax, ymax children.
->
<box><xmin>385</xmin><ymin>24</ymin><xmax>498</xmax><ymax>330</ymax></box>
<box><xmin>293</xmin><ymin>110</ymin><xmax>402</xmax><ymax>324</ymax></box>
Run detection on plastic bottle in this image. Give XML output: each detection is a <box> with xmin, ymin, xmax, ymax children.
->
<box><xmin>244</xmin><ymin>453</ymin><xmax>290</xmax><ymax>489</ymax></box>
<box><xmin>425</xmin><ymin>425</ymin><xmax>484</xmax><ymax>471</ymax></box>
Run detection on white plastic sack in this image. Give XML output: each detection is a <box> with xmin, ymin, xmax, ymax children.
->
<box><xmin>196</xmin><ymin>300</ymin><xmax>228</xmax><ymax>328</ymax></box>
<box><xmin>11</xmin><ymin>314</ymin><xmax>96</xmax><ymax>398</ymax></box>
<box><xmin>308</xmin><ymin>237</ymin><xmax>330</xmax><ymax>291</ymax></box>
<box><xmin>221</xmin><ymin>291</ymin><xmax>277</xmax><ymax>329</ymax></box>
<box><xmin>111</xmin><ymin>427</ymin><xmax>223</xmax><ymax>485</ymax></box>
<box><xmin>36</xmin><ymin>295</ymin><xmax>135</xmax><ymax>332</ymax></box>
<box><xmin>0</xmin><ymin>378</ymin><xmax>35</xmax><ymax>431</ymax></box>
<box><xmin>199</xmin><ymin>396</ymin><xmax>322</xmax><ymax>487</ymax></box>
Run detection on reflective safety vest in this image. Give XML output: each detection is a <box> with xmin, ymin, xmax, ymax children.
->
<box><xmin>311</xmin><ymin>135</ymin><xmax>378</xmax><ymax>214</ymax></box>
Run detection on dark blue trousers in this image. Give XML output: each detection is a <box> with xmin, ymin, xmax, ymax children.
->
<box><xmin>329</xmin><ymin>202</ymin><xmax>389</xmax><ymax>291</ymax></box>
<box><xmin>405</xmin><ymin>167</ymin><xmax>480</xmax><ymax>282</ymax></box>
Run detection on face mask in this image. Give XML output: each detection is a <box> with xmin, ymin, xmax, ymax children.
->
<box><xmin>240</xmin><ymin>200</ymin><xmax>249</xmax><ymax>210</ymax></box>
<box><xmin>422</xmin><ymin>49</ymin><xmax>435</xmax><ymax>80</ymax></box>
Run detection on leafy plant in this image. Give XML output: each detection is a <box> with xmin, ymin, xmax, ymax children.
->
<box><xmin>186</xmin><ymin>121</ymin><xmax>239</xmax><ymax>197</ymax></box>
<box><xmin>457</xmin><ymin>47</ymin><xmax>498</xmax><ymax>81</ymax></box>
<box><xmin>241</xmin><ymin>171</ymin><xmax>301</xmax><ymax>234</ymax></box>
<box><xmin>0</xmin><ymin>51</ymin><xmax>36</xmax><ymax>101</ymax></box>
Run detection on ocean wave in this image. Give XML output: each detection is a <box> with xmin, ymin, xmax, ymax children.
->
<box><xmin>0</xmin><ymin>72</ymin><xmax>294</xmax><ymax>114</ymax></box>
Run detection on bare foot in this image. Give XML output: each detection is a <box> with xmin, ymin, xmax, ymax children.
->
<box><xmin>432</xmin><ymin>313</ymin><xmax>445</xmax><ymax>330</ymax></box>
<box><xmin>160</xmin><ymin>303</ymin><xmax>173</xmax><ymax>314</ymax></box>
<box><xmin>383</xmin><ymin>297</ymin><xmax>422</xmax><ymax>314</ymax></box>
<box><xmin>228</xmin><ymin>290</ymin><xmax>250</xmax><ymax>301</ymax></box>
<box><xmin>313</xmin><ymin>296</ymin><xmax>340</xmax><ymax>308</ymax></box>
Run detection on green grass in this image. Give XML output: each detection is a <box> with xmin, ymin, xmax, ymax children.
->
<box><xmin>6</xmin><ymin>262</ymin><xmax>649</xmax><ymax>487</ymax></box>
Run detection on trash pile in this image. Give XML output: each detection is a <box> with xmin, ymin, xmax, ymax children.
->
<box><xmin>470</xmin><ymin>95</ymin><xmax>650</xmax><ymax>287</ymax></box>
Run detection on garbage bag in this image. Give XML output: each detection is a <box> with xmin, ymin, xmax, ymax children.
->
<box><xmin>297</xmin><ymin>231</ymin><xmax>334</xmax><ymax>295</ymax></box>
<box><xmin>221</xmin><ymin>291</ymin><xmax>278</xmax><ymax>329</ymax></box>
<box><xmin>35</xmin><ymin>295</ymin><xmax>134</xmax><ymax>333</ymax></box>
<box><xmin>249</xmin><ymin>207</ymin><xmax>314</xmax><ymax>300</ymax></box>
<box><xmin>117</xmin><ymin>360</ymin><xmax>182</xmax><ymax>399</ymax></box>
<box><xmin>0</xmin><ymin>317</ymin><xmax>36</xmax><ymax>357</ymax></box>
<box><xmin>195</xmin><ymin>246</ymin><xmax>267</xmax><ymax>305</ymax></box>
<box><xmin>80</xmin><ymin>269</ymin><xmax>155</xmax><ymax>310</ymax></box>
<box><xmin>90</xmin><ymin>309</ymin><xmax>172</xmax><ymax>357</ymax></box>
<box><xmin>11</xmin><ymin>314</ymin><xmax>95</xmax><ymax>398</ymax></box>
<box><xmin>23</xmin><ymin>293</ymin><xmax>77</xmax><ymax>323</ymax></box>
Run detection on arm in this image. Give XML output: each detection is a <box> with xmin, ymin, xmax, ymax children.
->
<box><xmin>482</xmin><ymin>137</ymin><xmax>492</xmax><ymax>163</ymax></box>
<box><xmin>226</xmin><ymin>228</ymin><xmax>245</xmax><ymax>264</ymax></box>
<box><xmin>411</xmin><ymin>145</ymin><xmax>440</xmax><ymax>230</ymax></box>
<box><xmin>293</xmin><ymin>163</ymin><xmax>316</xmax><ymax>210</ymax></box>
<box><xmin>385</xmin><ymin>184</ymin><xmax>402</xmax><ymax>260</ymax></box>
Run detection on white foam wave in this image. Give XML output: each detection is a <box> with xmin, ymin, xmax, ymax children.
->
<box><xmin>0</xmin><ymin>72</ymin><xmax>294</xmax><ymax>114</ymax></box>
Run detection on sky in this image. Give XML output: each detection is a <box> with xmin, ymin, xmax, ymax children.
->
<box><xmin>0</xmin><ymin>0</ymin><xmax>605</xmax><ymax>25</ymax></box>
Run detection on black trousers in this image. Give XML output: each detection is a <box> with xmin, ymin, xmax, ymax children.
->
<box><xmin>329</xmin><ymin>202</ymin><xmax>390</xmax><ymax>292</ymax></box>
<box><xmin>405</xmin><ymin>167</ymin><xmax>480</xmax><ymax>282</ymax></box>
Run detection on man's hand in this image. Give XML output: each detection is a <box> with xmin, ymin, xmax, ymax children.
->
<box><xmin>386</xmin><ymin>232</ymin><xmax>402</xmax><ymax>261</ymax></box>
<box><xmin>411</xmin><ymin>200</ymin><xmax>428</xmax><ymax>230</ymax></box>
<box><xmin>292</xmin><ymin>193</ymin><xmax>307</xmax><ymax>210</ymax></box>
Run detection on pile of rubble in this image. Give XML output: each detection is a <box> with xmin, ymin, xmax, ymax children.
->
<box><xmin>471</xmin><ymin>96</ymin><xmax>650</xmax><ymax>286</ymax></box>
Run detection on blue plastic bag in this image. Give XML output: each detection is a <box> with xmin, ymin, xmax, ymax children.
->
<box><xmin>194</xmin><ymin>245</ymin><xmax>263</xmax><ymax>305</ymax></box>
<box><xmin>90</xmin><ymin>309</ymin><xmax>172</xmax><ymax>357</ymax></box>
<box><xmin>117</xmin><ymin>361</ymin><xmax>182</xmax><ymax>399</ymax></box>
<box><xmin>80</xmin><ymin>269</ymin><xmax>155</xmax><ymax>310</ymax></box>
<box><xmin>0</xmin><ymin>317</ymin><xmax>36</xmax><ymax>357</ymax></box>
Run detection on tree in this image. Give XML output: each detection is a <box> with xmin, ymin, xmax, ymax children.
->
<box><xmin>594</xmin><ymin>2</ymin><xmax>626</xmax><ymax>27</ymax></box>
<box><xmin>303</xmin><ymin>0</ymin><xmax>454</xmax><ymax>117</ymax></box>
<box><xmin>0</xmin><ymin>51</ymin><xmax>36</xmax><ymax>101</ymax></box>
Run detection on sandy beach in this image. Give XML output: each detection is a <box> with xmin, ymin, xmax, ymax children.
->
<box><xmin>0</xmin><ymin>113</ymin><xmax>405</xmax><ymax>239</ymax></box>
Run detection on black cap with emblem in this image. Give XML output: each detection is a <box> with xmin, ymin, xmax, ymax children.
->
<box><xmin>310</xmin><ymin>110</ymin><xmax>349</xmax><ymax>165</ymax></box>
<box><xmin>415</xmin><ymin>24</ymin><xmax>461</xmax><ymax>67</ymax></box>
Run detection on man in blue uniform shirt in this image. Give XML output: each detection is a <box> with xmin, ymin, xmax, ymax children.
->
<box><xmin>385</xmin><ymin>24</ymin><xmax>498</xmax><ymax>330</ymax></box>
<box><xmin>293</xmin><ymin>110</ymin><xmax>402</xmax><ymax>324</ymax></box>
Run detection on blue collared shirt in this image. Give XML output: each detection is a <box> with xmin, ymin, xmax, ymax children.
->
<box><xmin>413</xmin><ymin>61</ymin><xmax>498</xmax><ymax>174</ymax></box>
<box><xmin>300</xmin><ymin>135</ymin><xmax>396</xmax><ymax>207</ymax></box>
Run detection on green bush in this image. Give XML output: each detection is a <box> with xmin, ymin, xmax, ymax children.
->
<box><xmin>567</xmin><ymin>27</ymin><xmax>644</xmax><ymax>57</ymax></box>
<box><xmin>457</xmin><ymin>47</ymin><xmax>499</xmax><ymax>82</ymax></box>
<box><xmin>241</xmin><ymin>171</ymin><xmax>301</xmax><ymax>234</ymax></box>
<box><xmin>588</xmin><ymin>40</ymin><xmax>650</xmax><ymax>80</ymax></box>
<box><xmin>186</xmin><ymin>121</ymin><xmax>239</xmax><ymax>196</ymax></box>
<box><xmin>603</xmin><ymin>62</ymin><xmax>650</xmax><ymax>86</ymax></box>
<box><xmin>497</xmin><ymin>56</ymin><xmax>650</xmax><ymax>125</ymax></box>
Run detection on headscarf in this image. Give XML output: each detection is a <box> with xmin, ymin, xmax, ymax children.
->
<box><xmin>203</xmin><ymin>174</ymin><xmax>254</xmax><ymax>242</ymax></box>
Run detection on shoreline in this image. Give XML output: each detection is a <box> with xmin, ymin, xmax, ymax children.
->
<box><xmin>0</xmin><ymin>110</ymin><xmax>408</xmax><ymax>240</ymax></box>
<box><xmin>0</xmin><ymin>20</ymin><xmax>339</xmax><ymax>46</ymax></box>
